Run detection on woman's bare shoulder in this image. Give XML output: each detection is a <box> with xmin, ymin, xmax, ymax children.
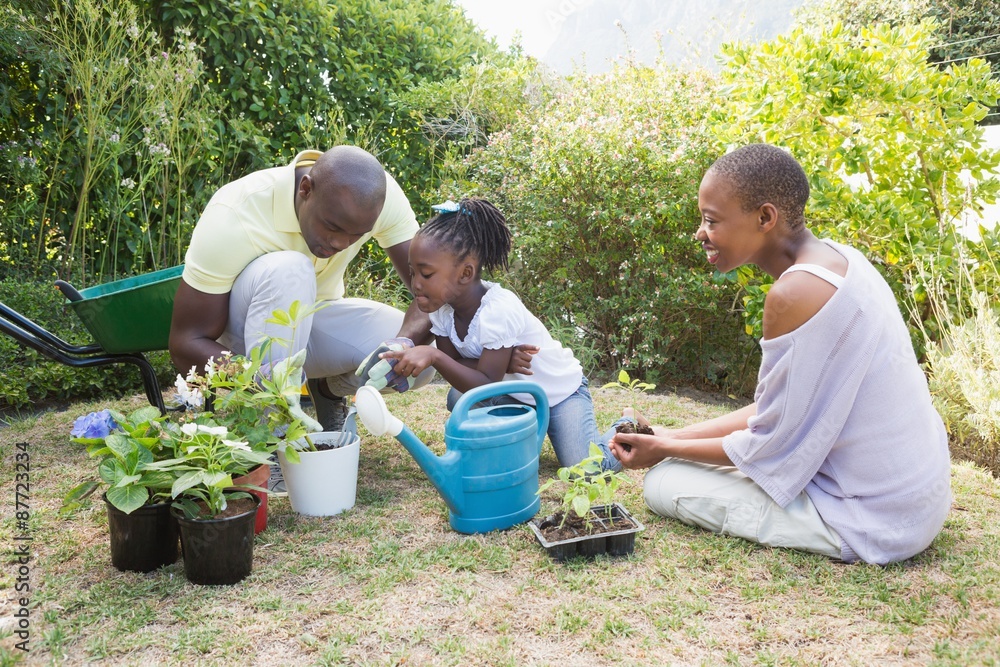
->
<box><xmin>762</xmin><ymin>272</ymin><xmax>838</xmax><ymax>340</ymax></box>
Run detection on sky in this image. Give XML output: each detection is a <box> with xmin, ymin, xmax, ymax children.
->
<box><xmin>452</xmin><ymin>0</ymin><xmax>571</xmax><ymax>62</ymax></box>
<box><xmin>451</xmin><ymin>0</ymin><xmax>807</xmax><ymax>73</ymax></box>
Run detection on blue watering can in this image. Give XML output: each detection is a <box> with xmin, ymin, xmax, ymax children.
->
<box><xmin>355</xmin><ymin>382</ymin><xmax>549</xmax><ymax>534</ymax></box>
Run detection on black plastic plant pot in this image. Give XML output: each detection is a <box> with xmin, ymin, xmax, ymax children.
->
<box><xmin>172</xmin><ymin>495</ymin><xmax>259</xmax><ymax>586</ymax></box>
<box><xmin>104</xmin><ymin>494</ymin><xmax>179</xmax><ymax>573</ymax></box>
<box><xmin>529</xmin><ymin>503</ymin><xmax>645</xmax><ymax>562</ymax></box>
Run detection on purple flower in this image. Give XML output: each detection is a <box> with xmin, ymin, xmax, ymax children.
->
<box><xmin>70</xmin><ymin>410</ymin><xmax>118</xmax><ymax>439</ymax></box>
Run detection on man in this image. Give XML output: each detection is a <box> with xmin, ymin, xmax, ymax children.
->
<box><xmin>169</xmin><ymin>146</ymin><xmax>433</xmax><ymax>433</ymax></box>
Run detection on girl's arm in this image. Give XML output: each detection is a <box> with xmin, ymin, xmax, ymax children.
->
<box><xmin>380</xmin><ymin>341</ymin><xmax>514</xmax><ymax>393</ymax></box>
<box><xmin>441</xmin><ymin>337</ymin><xmax>539</xmax><ymax>375</ymax></box>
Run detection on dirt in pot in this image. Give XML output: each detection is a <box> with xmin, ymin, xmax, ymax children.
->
<box><xmin>313</xmin><ymin>442</ymin><xmax>347</xmax><ymax>452</ymax></box>
<box><xmin>614</xmin><ymin>421</ymin><xmax>654</xmax><ymax>436</ymax></box>
<box><xmin>187</xmin><ymin>496</ymin><xmax>258</xmax><ymax>520</ymax></box>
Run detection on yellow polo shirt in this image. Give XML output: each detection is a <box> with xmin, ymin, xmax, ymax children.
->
<box><xmin>182</xmin><ymin>150</ymin><xmax>418</xmax><ymax>301</ymax></box>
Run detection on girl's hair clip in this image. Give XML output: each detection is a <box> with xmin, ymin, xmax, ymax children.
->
<box><xmin>431</xmin><ymin>200</ymin><xmax>461</xmax><ymax>214</ymax></box>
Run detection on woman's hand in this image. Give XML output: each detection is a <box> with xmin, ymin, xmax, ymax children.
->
<box><xmin>608</xmin><ymin>432</ymin><xmax>672</xmax><ymax>470</ymax></box>
<box><xmin>610</xmin><ymin>406</ymin><xmax>735</xmax><ymax>468</ymax></box>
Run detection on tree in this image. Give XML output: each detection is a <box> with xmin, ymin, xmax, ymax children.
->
<box><xmin>713</xmin><ymin>20</ymin><xmax>1000</xmax><ymax>344</ymax></box>
<box><xmin>796</xmin><ymin>0</ymin><xmax>1000</xmax><ymax>123</ymax></box>
<box><xmin>142</xmin><ymin>0</ymin><xmax>494</xmax><ymax>202</ymax></box>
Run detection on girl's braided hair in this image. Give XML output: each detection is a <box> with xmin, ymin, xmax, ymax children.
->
<box><xmin>416</xmin><ymin>197</ymin><xmax>512</xmax><ymax>273</ymax></box>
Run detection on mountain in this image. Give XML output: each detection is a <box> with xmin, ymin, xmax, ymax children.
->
<box><xmin>543</xmin><ymin>0</ymin><xmax>808</xmax><ymax>74</ymax></box>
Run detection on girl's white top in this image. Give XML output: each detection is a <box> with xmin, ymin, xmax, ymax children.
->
<box><xmin>722</xmin><ymin>241</ymin><xmax>951</xmax><ymax>564</ymax></box>
<box><xmin>429</xmin><ymin>281</ymin><xmax>583</xmax><ymax>406</ymax></box>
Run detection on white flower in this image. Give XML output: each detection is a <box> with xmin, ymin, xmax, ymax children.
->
<box><xmin>224</xmin><ymin>439</ymin><xmax>251</xmax><ymax>451</ymax></box>
<box><xmin>174</xmin><ymin>374</ymin><xmax>204</xmax><ymax>409</ymax></box>
<box><xmin>181</xmin><ymin>423</ymin><xmax>228</xmax><ymax>438</ymax></box>
<box><xmin>204</xmin><ymin>356</ymin><xmax>215</xmax><ymax>375</ymax></box>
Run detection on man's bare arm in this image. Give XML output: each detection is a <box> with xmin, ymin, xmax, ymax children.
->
<box><xmin>168</xmin><ymin>280</ymin><xmax>231</xmax><ymax>372</ymax></box>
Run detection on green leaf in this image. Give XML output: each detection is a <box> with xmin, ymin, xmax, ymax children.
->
<box><xmin>172</xmin><ymin>470</ymin><xmax>206</xmax><ymax>497</ymax></box>
<box><xmin>571</xmin><ymin>494</ymin><xmax>591</xmax><ymax>518</ymax></box>
<box><xmin>104</xmin><ymin>433</ymin><xmax>135</xmax><ymax>461</ymax></box>
<box><xmin>106</xmin><ymin>485</ymin><xmax>149</xmax><ymax>514</ymax></box>
<box><xmin>114</xmin><ymin>473</ymin><xmax>142</xmax><ymax>488</ymax></box>
<box><xmin>62</xmin><ymin>480</ymin><xmax>100</xmax><ymax>506</ymax></box>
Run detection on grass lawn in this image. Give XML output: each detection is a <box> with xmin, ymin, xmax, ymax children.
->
<box><xmin>1</xmin><ymin>383</ymin><xmax>999</xmax><ymax>666</ymax></box>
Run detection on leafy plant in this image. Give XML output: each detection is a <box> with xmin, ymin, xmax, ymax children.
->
<box><xmin>451</xmin><ymin>61</ymin><xmax>757</xmax><ymax>393</ymax></box>
<box><xmin>602</xmin><ymin>369</ymin><xmax>657</xmax><ymax>393</ymax></box>
<box><xmin>537</xmin><ymin>443</ymin><xmax>630</xmax><ymax>528</ymax></box>
<box><xmin>145</xmin><ymin>421</ymin><xmax>273</xmax><ymax>519</ymax></box>
<box><xmin>63</xmin><ymin>406</ymin><xmax>177</xmax><ymax>515</ymax></box>
<box><xmin>918</xmin><ymin>255</ymin><xmax>1000</xmax><ymax>476</ymax></box>
<box><xmin>64</xmin><ymin>301</ymin><xmax>325</xmax><ymax>518</ymax></box>
<box><xmin>713</xmin><ymin>19</ymin><xmax>1000</xmax><ymax>344</ymax></box>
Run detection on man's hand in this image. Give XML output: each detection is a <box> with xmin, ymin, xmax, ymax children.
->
<box><xmin>355</xmin><ymin>337</ymin><xmax>415</xmax><ymax>392</ymax></box>
<box><xmin>508</xmin><ymin>344</ymin><xmax>540</xmax><ymax>375</ymax></box>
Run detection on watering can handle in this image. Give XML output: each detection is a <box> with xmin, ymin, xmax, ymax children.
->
<box><xmin>451</xmin><ymin>381</ymin><xmax>550</xmax><ymax>451</ymax></box>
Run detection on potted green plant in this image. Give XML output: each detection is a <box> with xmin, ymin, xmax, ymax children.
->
<box><xmin>276</xmin><ymin>404</ymin><xmax>360</xmax><ymax>517</ymax></box>
<box><xmin>145</xmin><ymin>420</ymin><xmax>273</xmax><ymax>585</ymax></box>
<box><xmin>64</xmin><ymin>301</ymin><xmax>324</xmax><ymax>578</ymax></box>
<box><xmin>64</xmin><ymin>406</ymin><xmax>181</xmax><ymax>573</ymax></box>
<box><xmin>171</xmin><ymin>310</ymin><xmax>324</xmax><ymax>534</ymax></box>
<box><xmin>530</xmin><ymin>443</ymin><xmax>644</xmax><ymax>561</ymax></box>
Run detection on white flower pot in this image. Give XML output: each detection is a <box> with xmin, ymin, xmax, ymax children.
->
<box><xmin>277</xmin><ymin>431</ymin><xmax>360</xmax><ymax>517</ymax></box>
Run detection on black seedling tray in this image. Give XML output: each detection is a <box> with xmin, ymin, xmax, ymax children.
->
<box><xmin>529</xmin><ymin>503</ymin><xmax>644</xmax><ymax>561</ymax></box>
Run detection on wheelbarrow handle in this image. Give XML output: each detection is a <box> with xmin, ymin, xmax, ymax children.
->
<box><xmin>54</xmin><ymin>280</ymin><xmax>84</xmax><ymax>302</ymax></box>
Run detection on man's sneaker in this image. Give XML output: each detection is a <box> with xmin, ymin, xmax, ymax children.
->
<box><xmin>268</xmin><ymin>453</ymin><xmax>287</xmax><ymax>496</ymax></box>
<box><xmin>307</xmin><ymin>378</ymin><xmax>348</xmax><ymax>432</ymax></box>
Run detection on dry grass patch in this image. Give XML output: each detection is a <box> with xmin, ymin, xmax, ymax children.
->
<box><xmin>1</xmin><ymin>385</ymin><xmax>998</xmax><ymax>666</ymax></box>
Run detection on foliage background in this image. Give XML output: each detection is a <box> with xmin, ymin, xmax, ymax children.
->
<box><xmin>2</xmin><ymin>0</ymin><xmax>1000</xmax><ymax>459</ymax></box>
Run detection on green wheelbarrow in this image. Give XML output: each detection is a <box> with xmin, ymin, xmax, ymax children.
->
<box><xmin>0</xmin><ymin>266</ymin><xmax>184</xmax><ymax>413</ymax></box>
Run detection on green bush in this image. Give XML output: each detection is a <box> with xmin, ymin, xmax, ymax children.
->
<box><xmin>927</xmin><ymin>288</ymin><xmax>1000</xmax><ymax>475</ymax></box>
<box><xmin>0</xmin><ymin>279</ymin><xmax>174</xmax><ymax>409</ymax></box>
<box><xmin>445</xmin><ymin>64</ymin><xmax>758</xmax><ymax>393</ymax></box>
<box><xmin>713</xmin><ymin>20</ymin><xmax>1000</xmax><ymax>344</ymax></box>
<box><xmin>144</xmin><ymin>0</ymin><xmax>493</xmax><ymax>211</ymax></box>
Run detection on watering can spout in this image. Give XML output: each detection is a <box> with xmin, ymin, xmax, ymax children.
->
<box><xmin>355</xmin><ymin>386</ymin><xmax>464</xmax><ymax>514</ymax></box>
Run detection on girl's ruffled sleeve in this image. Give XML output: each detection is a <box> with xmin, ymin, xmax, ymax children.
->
<box><xmin>478</xmin><ymin>290</ymin><xmax>526</xmax><ymax>350</ymax></box>
<box><xmin>429</xmin><ymin>307</ymin><xmax>450</xmax><ymax>338</ymax></box>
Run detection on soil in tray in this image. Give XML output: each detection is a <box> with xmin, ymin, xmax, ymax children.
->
<box><xmin>536</xmin><ymin>508</ymin><xmax>638</xmax><ymax>542</ymax></box>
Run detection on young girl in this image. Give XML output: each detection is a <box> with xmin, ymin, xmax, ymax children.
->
<box><xmin>610</xmin><ymin>144</ymin><xmax>952</xmax><ymax>564</ymax></box>
<box><xmin>379</xmin><ymin>198</ymin><xmax>621</xmax><ymax>471</ymax></box>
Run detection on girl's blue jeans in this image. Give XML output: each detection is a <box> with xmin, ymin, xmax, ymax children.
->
<box><xmin>446</xmin><ymin>377</ymin><xmax>623</xmax><ymax>471</ymax></box>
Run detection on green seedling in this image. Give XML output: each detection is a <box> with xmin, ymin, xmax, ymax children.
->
<box><xmin>601</xmin><ymin>369</ymin><xmax>656</xmax><ymax>393</ymax></box>
<box><xmin>537</xmin><ymin>443</ymin><xmax>629</xmax><ymax>528</ymax></box>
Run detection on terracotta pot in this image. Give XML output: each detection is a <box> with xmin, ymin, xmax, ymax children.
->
<box><xmin>230</xmin><ymin>464</ymin><xmax>269</xmax><ymax>535</ymax></box>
